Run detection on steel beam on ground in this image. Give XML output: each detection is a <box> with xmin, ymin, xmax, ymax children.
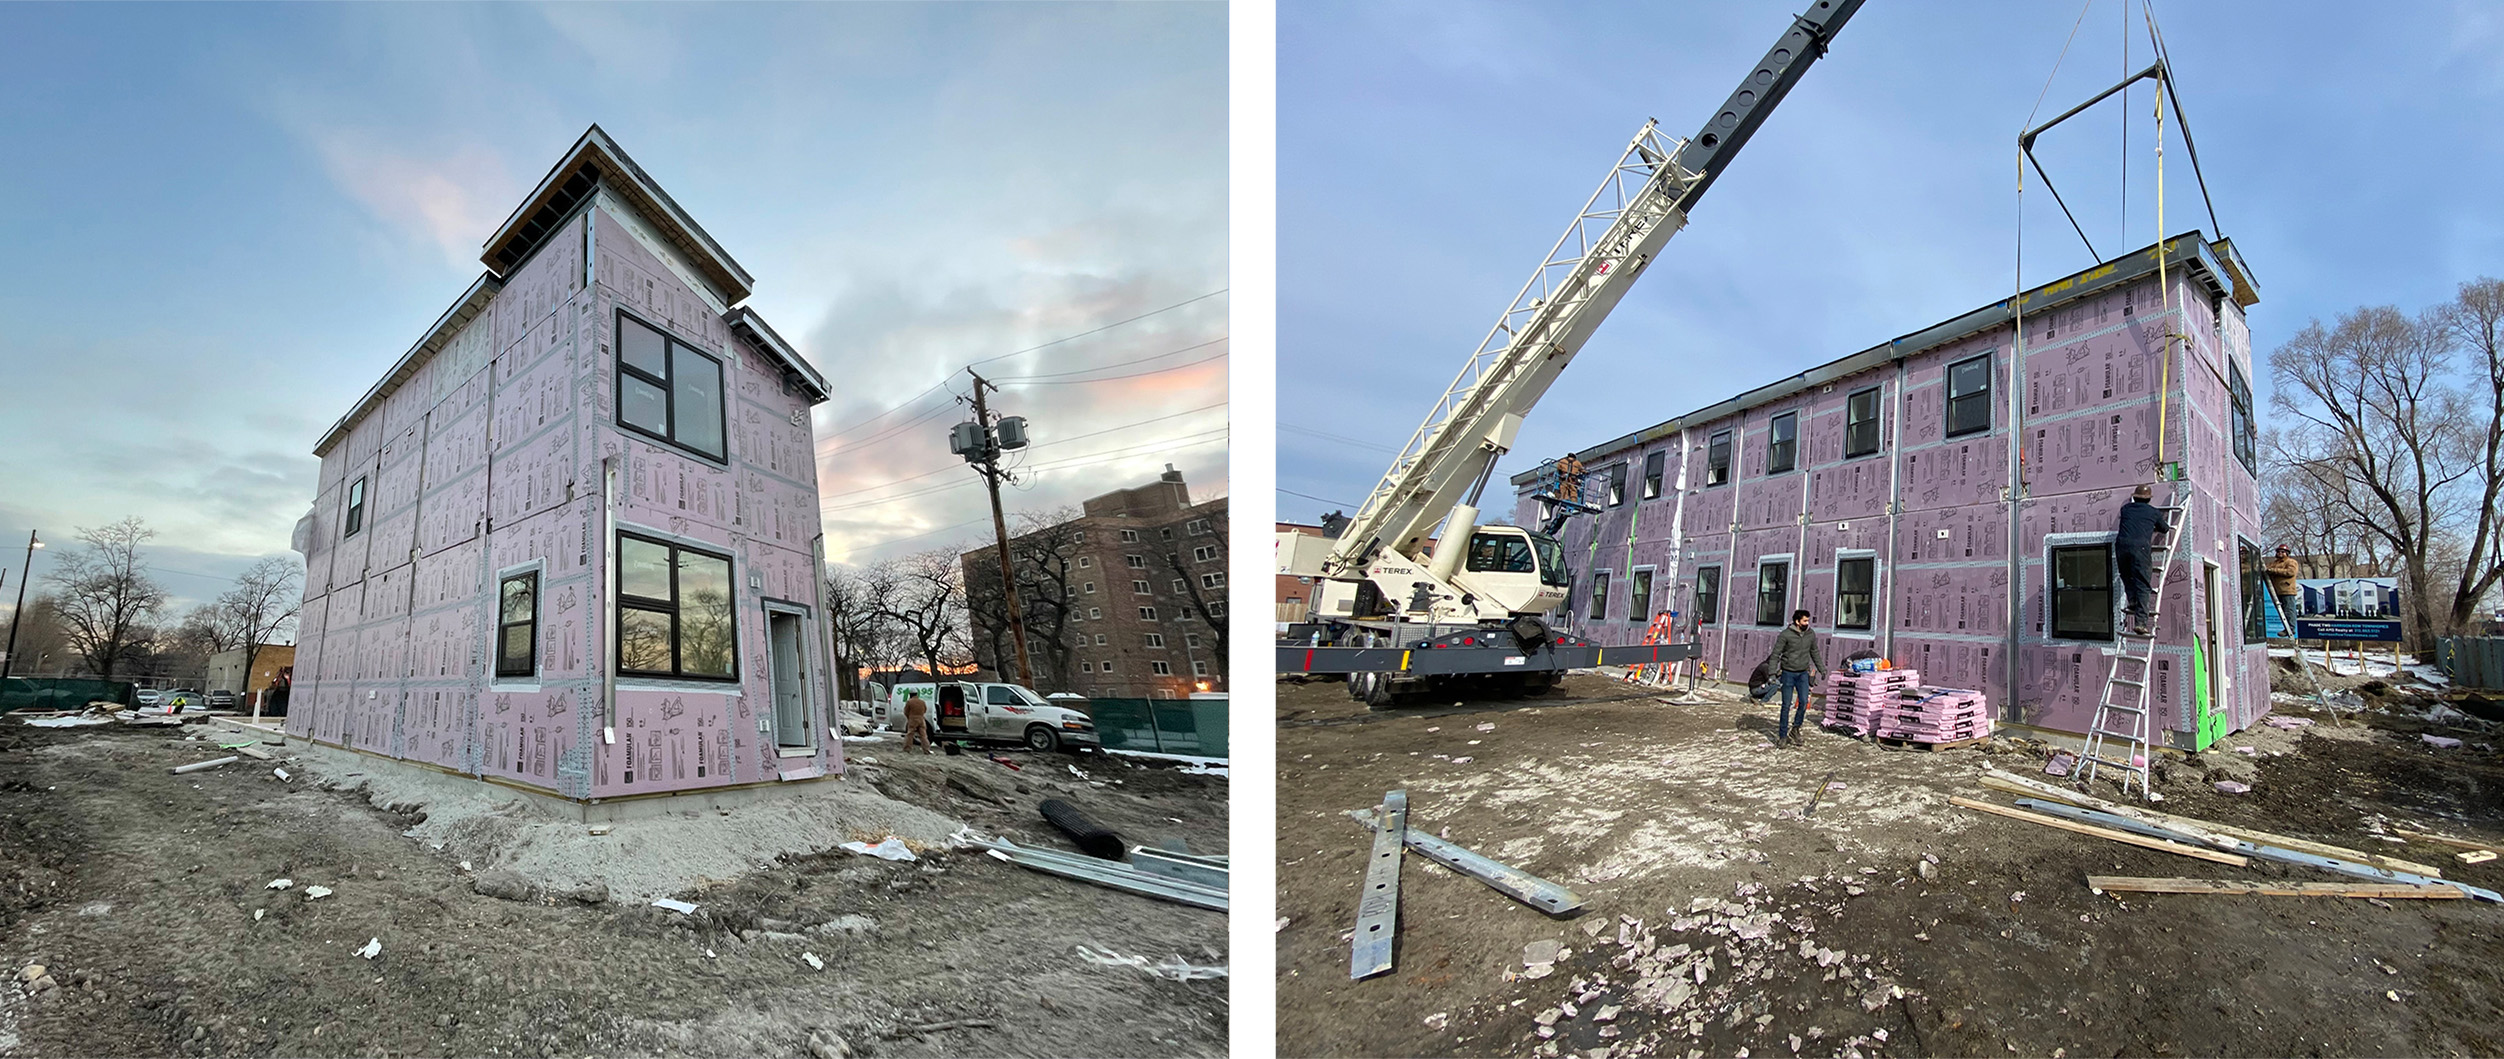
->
<box><xmin>1351</xmin><ymin>790</ymin><xmax>1406</xmax><ymax>979</ymax></box>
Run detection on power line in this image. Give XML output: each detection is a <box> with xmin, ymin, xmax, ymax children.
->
<box><xmin>999</xmin><ymin>347</ymin><xmax>1228</xmax><ymax>387</ymax></box>
<box><xmin>815</xmin><ymin>380</ymin><xmax>956</xmax><ymax>443</ymax></box>
<box><xmin>966</xmin><ymin>288</ymin><xmax>1228</xmax><ymax>369</ymax></box>
<box><xmin>1278</xmin><ymin>487</ymin><xmax>1356</xmax><ymax>509</ymax></box>
<box><xmin>985</xmin><ymin>337</ymin><xmax>1227</xmax><ymax>381</ymax></box>
<box><xmin>1280</xmin><ymin>422</ymin><xmax>1401</xmax><ymax>454</ymax></box>
<box><xmin>815</xmin><ymin>401</ymin><xmax>1227</xmax><ymax>504</ymax></box>
<box><xmin>817</xmin><ymin>428</ymin><xmax>1227</xmax><ymax>514</ymax></box>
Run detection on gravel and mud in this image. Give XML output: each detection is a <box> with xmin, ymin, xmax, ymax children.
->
<box><xmin>0</xmin><ymin>720</ymin><xmax>1227</xmax><ymax>1058</ymax></box>
<box><xmin>1276</xmin><ymin>666</ymin><xmax>2503</xmax><ymax>1058</ymax></box>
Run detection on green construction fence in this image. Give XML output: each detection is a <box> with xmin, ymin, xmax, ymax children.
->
<box><xmin>1</xmin><ymin>677</ymin><xmax>136</xmax><ymax>713</ymax></box>
<box><xmin>1085</xmin><ymin>697</ymin><xmax>1228</xmax><ymax>760</ymax></box>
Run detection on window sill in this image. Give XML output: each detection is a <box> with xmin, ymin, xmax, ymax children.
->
<box><xmin>490</xmin><ymin>681</ymin><xmax>543</xmax><ymax>693</ymax></box>
<box><xmin>1830</xmin><ymin>630</ymin><xmax>1876</xmax><ymax>640</ymax></box>
<box><xmin>616</xmin><ymin>679</ymin><xmax>743</xmax><ymax>695</ymax></box>
<box><xmin>776</xmin><ymin>746</ymin><xmax>815</xmax><ymax>758</ymax></box>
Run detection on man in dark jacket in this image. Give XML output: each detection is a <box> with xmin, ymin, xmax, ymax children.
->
<box><xmin>1748</xmin><ymin>655</ymin><xmax>1779</xmax><ymax>703</ymax></box>
<box><xmin>2116</xmin><ymin>484</ymin><xmax>2170</xmax><ymax>635</ymax></box>
<box><xmin>1770</xmin><ymin>609</ymin><xmax>1823</xmax><ymax>746</ymax></box>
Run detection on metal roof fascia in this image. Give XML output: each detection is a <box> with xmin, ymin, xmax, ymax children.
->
<box><xmin>1508</xmin><ymin>233</ymin><xmax>2234</xmax><ymax>487</ymax></box>
<box><xmin>313</xmin><ymin>273</ymin><xmax>503</xmax><ymax>458</ymax></box>
<box><xmin>481</xmin><ymin>125</ymin><xmax>754</xmax><ymax>304</ymax></box>
<box><xmin>731</xmin><ymin>307</ymin><xmax>831</xmax><ymax>403</ymax></box>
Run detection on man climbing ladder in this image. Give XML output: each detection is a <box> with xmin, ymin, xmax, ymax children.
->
<box><xmin>2116</xmin><ymin>484</ymin><xmax>2171</xmax><ymax>636</ymax></box>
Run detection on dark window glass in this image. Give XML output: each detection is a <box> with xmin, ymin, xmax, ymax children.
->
<box><xmin>1767</xmin><ymin>412</ymin><xmax>1798</xmax><ymax>474</ymax></box>
<box><xmin>616</xmin><ymin>313</ymin><xmax>728</xmax><ymax>460</ymax></box>
<box><xmin>1695</xmin><ymin>566</ymin><xmax>1721</xmax><ymax>625</ymax></box>
<box><xmin>1947</xmin><ymin>354</ymin><xmax>1993</xmax><ymax>437</ymax></box>
<box><xmin>1707</xmin><ymin>431</ymin><xmax>1732</xmax><ymax>486</ymax></box>
<box><xmin>2240</xmin><ymin>538</ymin><xmax>2266</xmax><ymax>640</ymax></box>
<box><xmin>1465</xmin><ymin>532</ymin><xmax>1536</xmax><ymax>573</ymax></box>
<box><xmin>344</xmin><ymin>477</ymin><xmax>368</xmax><ymax>538</ymax></box>
<box><xmin>1642</xmin><ymin>451</ymin><xmax>1666</xmax><ymax>499</ymax></box>
<box><xmin>616</xmin><ymin>532</ymin><xmax>739</xmax><ymax>680</ymax></box>
<box><xmin>2229</xmin><ymin>361</ymin><xmax>2257</xmax><ymax>476</ymax></box>
<box><xmin>987</xmin><ymin>686</ymin><xmax>1019</xmax><ymax>705</ymax></box>
<box><xmin>1836</xmin><ymin>557</ymin><xmax>1874</xmax><ymax>630</ymax></box>
<box><xmin>1607</xmin><ymin>463</ymin><xmax>1628</xmax><ymax>507</ymax></box>
<box><xmin>1588</xmin><ymin>570</ymin><xmax>1611</xmax><ymax>621</ymax></box>
<box><xmin>2051</xmin><ymin>544</ymin><xmax>2115</xmax><ymax>641</ymax></box>
<box><xmin>619</xmin><ymin>374</ymin><xmax>669</xmax><ymax>435</ymax></box>
<box><xmin>1846</xmin><ymin>387</ymin><xmax>1882</xmax><ymax>458</ymax></box>
<box><xmin>1755</xmin><ymin>561</ymin><xmax>1791</xmax><ymax>626</ymax></box>
<box><xmin>496</xmin><ymin>572</ymin><xmax>538</xmax><ymax>678</ymax></box>
<box><xmin>1629</xmin><ymin>569</ymin><xmax>1653</xmax><ymax>622</ymax></box>
<box><xmin>620</xmin><ymin>317</ymin><xmax>668</xmax><ymax>377</ymax></box>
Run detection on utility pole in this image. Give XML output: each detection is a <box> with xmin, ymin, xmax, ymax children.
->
<box><xmin>959</xmin><ymin>371</ymin><xmax>1036</xmax><ymax>686</ymax></box>
<box><xmin>3</xmin><ymin>530</ymin><xmax>42</xmax><ymax>680</ymax></box>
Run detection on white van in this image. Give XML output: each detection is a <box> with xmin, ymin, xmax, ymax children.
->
<box><xmin>886</xmin><ymin>681</ymin><xmax>1100</xmax><ymax>753</ymax></box>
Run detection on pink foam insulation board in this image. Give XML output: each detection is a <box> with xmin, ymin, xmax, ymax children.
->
<box><xmin>1525</xmin><ymin>248</ymin><xmax>2269</xmax><ymax>745</ymax></box>
<box><xmin>289</xmin><ymin>193</ymin><xmax>841</xmax><ymax>801</ymax></box>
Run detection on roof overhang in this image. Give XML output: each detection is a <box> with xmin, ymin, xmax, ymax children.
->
<box><xmin>729</xmin><ymin>306</ymin><xmax>830</xmax><ymax>404</ymax></box>
<box><xmin>1511</xmin><ymin>232</ymin><xmax>2252</xmax><ymax>485</ymax></box>
<box><xmin>314</xmin><ymin>273</ymin><xmax>503</xmax><ymax>457</ymax></box>
<box><xmin>483</xmin><ymin>124</ymin><xmax>754</xmax><ymax>304</ymax></box>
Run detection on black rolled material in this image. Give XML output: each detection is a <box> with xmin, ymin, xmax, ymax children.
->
<box><xmin>1039</xmin><ymin>798</ymin><xmax>1127</xmax><ymax>860</ymax></box>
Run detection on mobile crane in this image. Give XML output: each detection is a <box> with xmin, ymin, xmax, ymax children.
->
<box><xmin>1277</xmin><ymin>0</ymin><xmax>1868</xmax><ymax>706</ymax></box>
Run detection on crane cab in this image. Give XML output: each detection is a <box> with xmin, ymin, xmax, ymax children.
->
<box><xmin>1448</xmin><ymin>525</ymin><xmax>1570</xmax><ymax>616</ymax></box>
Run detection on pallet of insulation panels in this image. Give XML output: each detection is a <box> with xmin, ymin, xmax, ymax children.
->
<box><xmin>1819</xmin><ymin>669</ymin><xmax>1921</xmax><ymax>735</ymax></box>
<box><xmin>1867</xmin><ymin>686</ymin><xmax>1993</xmax><ymax>747</ymax></box>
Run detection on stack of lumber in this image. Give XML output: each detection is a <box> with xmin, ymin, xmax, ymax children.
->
<box><xmin>1947</xmin><ymin>767</ymin><xmax>2499</xmax><ymax>903</ymax></box>
<box><xmin>1818</xmin><ymin>668</ymin><xmax>1920</xmax><ymax>735</ymax></box>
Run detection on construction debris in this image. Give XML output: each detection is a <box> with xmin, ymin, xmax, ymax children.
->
<box><xmin>2087</xmin><ymin>876</ymin><xmax>2465</xmax><ymax>899</ymax></box>
<box><xmin>169</xmin><ymin>756</ymin><xmax>238</xmax><ymax>775</ymax></box>
<box><xmin>1074</xmin><ymin>943</ymin><xmax>1228</xmax><ymax>981</ymax></box>
<box><xmin>1350</xmin><ymin>790</ymin><xmax>1406</xmax><ymax>980</ymax></box>
<box><xmin>2461</xmin><ymin>850</ymin><xmax>2499</xmax><ymax>865</ymax></box>
<box><xmin>973</xmin><ymin>837</ymin><xmax>1227</xmax><ymax>912</ymax></box>
<box><xmin>1348</xmin><ymin>808</ymin><xmax>1584</xmax><ymax>915</ymax></box>
<box><xmin>353</xmin><ymin>938</ymin><xmax>381</xmax><ymax>960</ymax></box>
<box><xmin>1949</xmin><ymin>796</ymin><xmax>2250</xmax><ymax>866</ymax></box>
<box><xmin>838</xmin><ymin>837</ymin><xmax>918</xmax><ymax>862</ymax></box>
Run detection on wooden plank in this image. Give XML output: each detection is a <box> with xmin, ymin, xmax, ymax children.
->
<box><xmin>1978</xmin><ymin>768</ymin><xmax>2446</xmax><ymax>878</ymax></box>
<box><xmin>2395</xmin><ymin>829</ymin><xmax>2498</xmax><ymax>853</ymax></box>
<box><xmin>2086</xmin><ymin>876</ymin><xmax>2465</xmax><ymax>899</ymax></box>
<box><xmin>1876</xmin><ymin>735</ymin><xmax>1989</xmax><ymax>752</ymax></box>
<box><xmin>1949</xmin><ymin>797</ymin><xmax>2251</xmax><ymax>866</ymax></box>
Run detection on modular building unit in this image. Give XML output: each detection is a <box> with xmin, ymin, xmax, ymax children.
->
<box><xmin>1513</xmin><ymin>234</ymin><xmax>2268</xmax><ymax>748</ymax></box>
<box><xmin>289</xmin><ymin>126</ymin><xmax>842</xmax><ymax>800</ymax></box>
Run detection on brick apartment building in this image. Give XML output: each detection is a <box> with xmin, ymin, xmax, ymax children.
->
<box><xmin>288</xmin><ymin>126</ymin><xmax>841</xmax><ymax>800</ymax></box>
<box><xmin>964</xmin><ymin>466</ymin><xmax>1227</xmax><ymax>699</ymax></box>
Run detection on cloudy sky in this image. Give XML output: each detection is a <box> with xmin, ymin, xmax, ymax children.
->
<box><xmin>0</xmin><ymin>2</ymin><xmax>1226</xmax><ymax>621</ymax></box>
<box><xmin>1278</xmin><ymin>0</ymin><xmax>2504</xmax><ymax>524</ymax></box>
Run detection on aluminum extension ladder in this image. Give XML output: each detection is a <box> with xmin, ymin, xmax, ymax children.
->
<box><xmin>2079</xmin><ymin>496</ymin><xmax>2190</xmax><ymax>801</ymax></box>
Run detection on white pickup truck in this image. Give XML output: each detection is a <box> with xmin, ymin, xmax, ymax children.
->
<box><xmin>884</xmin><ymin>681</ymin><xmax>1100</xmax><ymax>753</ymax></box>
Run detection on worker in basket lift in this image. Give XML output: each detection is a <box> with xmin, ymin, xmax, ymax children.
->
<box><xmin>2116</xmin><ymin>484</ymin><xmax>2170</xmax><ymax>636</ymax></box>
<box><xmin>1556</xmin><ymin>454</ymin><xmax>1584</xmax><ymax>504</ymax></box>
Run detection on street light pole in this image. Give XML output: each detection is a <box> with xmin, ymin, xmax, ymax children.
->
<box><xmin>3</xmin><ymin>529</ymin><xmax>43</xmax><ymax>680</ymax></box>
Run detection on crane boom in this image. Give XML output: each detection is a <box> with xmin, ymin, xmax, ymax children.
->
<box><xmin>1326</xmin><ymin>0</ymin><xmax>1866</xmax><ymax>576</ymax></box>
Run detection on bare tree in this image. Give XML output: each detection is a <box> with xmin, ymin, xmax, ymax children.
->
<box><xmin>881</xmin><ymin>548</ymin><xmax>971</xmax><ymax>683</ymax></box>
<box><xmin>2434</xmin><ymin>277</ymin><xmax>2504</xmax><ymax>628</ymax></box>
<box><xmin>215</xmin><ymin>558</ymin><xmax>302</xmax><ymax>691</ymax></box>
<box><xmin>2269</xmin><ymin>305</ymin><xmax>2471</xmax><ymax>643</ymax></box>
<box><xmin>43</xmin><ymin>518</ymin><xmax>168</xmax><ymax>679</ymax></box>
<box><xmin>826</xmin><ymin>562</ymin><xmax>904</xmax><ymax>700</ymax></box>
<box><xmin>1161</xmin><ymin>517</ymin><xmax>1228</xmax><ymax>685</ymax></box>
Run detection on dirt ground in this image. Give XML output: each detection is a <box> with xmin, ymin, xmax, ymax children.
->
<box><xmin>1275</xmin><ymin>666</ymin><xmax>2504</xmax><ymax>1059</ymax></box>
<box><xmin>0</xmin><ymin>721</ymin><xmax>1226</xmax><ymax>1058</ymax></box>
